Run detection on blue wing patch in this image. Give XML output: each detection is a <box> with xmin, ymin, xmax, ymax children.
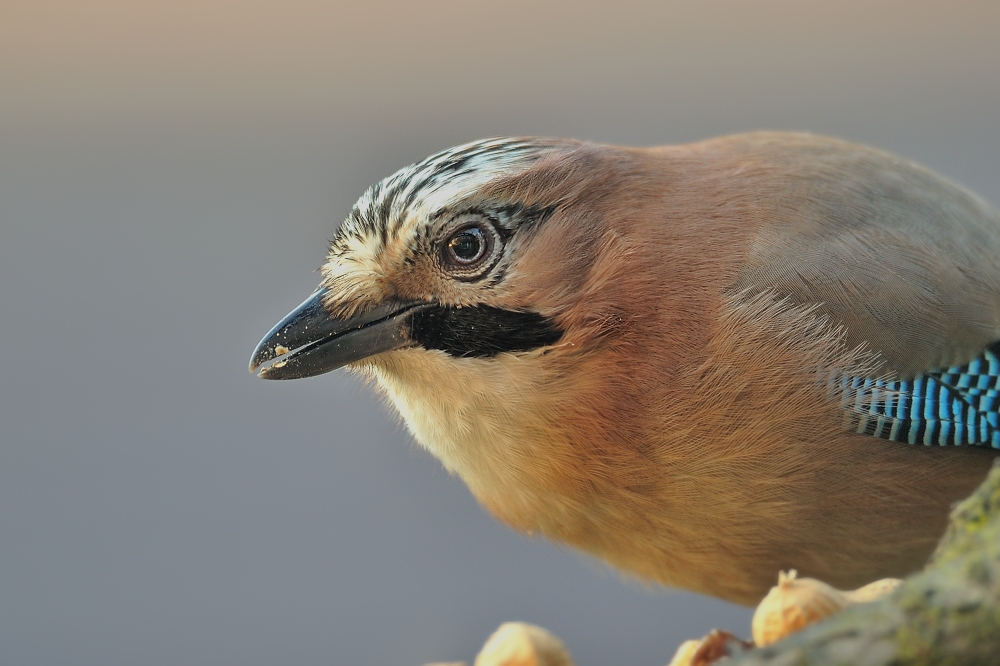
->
<box><xmin>842</xmin><ymin>345</ymin><xmax>1000</xmax><ymax>448</ymax></box>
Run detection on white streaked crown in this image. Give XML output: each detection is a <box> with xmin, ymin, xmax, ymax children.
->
<box><xmin>319</xmin><ymin>138</ymin><xmax>558</xmax><ymax>314</ymax></box>
<box><xmin>334</xmin><ymin>138</ymin><xmax>555</xmax><ymax>253</ymax></box>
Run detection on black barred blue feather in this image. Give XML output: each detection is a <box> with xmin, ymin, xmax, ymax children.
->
<box><xmin>843</xmin><ymin>346</ymin><xmax>1000</xmax><ymax>448</ymax></box>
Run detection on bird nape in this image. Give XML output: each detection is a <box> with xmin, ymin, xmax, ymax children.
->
<box><xmin>249</xmin><ymin>132</ymin><xmax>1000</xmax><ymax>605</ymax></box>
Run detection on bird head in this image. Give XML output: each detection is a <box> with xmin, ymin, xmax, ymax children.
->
<box><xmin>249</xmin><ymin>137</ymin><xmax>630</xmax><ymax>383</ymax></box>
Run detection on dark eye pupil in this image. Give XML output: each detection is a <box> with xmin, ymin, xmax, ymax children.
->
<box><xmin>449</xmin><ymin>228</ymin><xmax>484</xmax><ymax>262</ymax></box>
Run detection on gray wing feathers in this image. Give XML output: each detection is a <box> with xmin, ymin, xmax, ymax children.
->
<box><xmin>731</xmin><ymin>135</ymin><xmax>1000</xmax><ymax>376</ymax></box>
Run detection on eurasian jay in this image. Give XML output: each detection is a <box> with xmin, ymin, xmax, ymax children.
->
<box><xmin>250</xmin><ymin>132</ymin><xmax>999</xmax><ymax>605</ymax></box>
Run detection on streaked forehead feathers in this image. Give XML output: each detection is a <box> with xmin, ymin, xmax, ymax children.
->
<box><xmin>331</xmin><ymin>138</ymin><xmax>554</xmax><ymax>255</ymax></box>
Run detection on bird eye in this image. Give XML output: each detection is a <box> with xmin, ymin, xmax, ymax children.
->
<box><xmin>448</xmin><ymin>227</ymin><xmax>486</xmax><ymax>263</ymax></box>
<box><xmin>441</xmin><ymin>222</ymin><xmax>499</xmax><ymax>277</ymax></box>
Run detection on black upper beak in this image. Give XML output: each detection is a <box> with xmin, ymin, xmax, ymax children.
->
<box><xmin>249</xmin><ymin>288</ymin><xmax>428</xmax><ymax>380</ymax></box>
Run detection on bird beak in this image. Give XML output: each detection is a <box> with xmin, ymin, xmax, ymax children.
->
<box><xmin>249</xmin><ymin>288</ymin><xmax>428</xmax><ymax>380</ymax></box>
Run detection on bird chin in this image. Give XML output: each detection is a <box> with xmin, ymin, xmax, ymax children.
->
<box><xmin>362</xmin><ymin>346</ymin><xmax>561</xmax><ymax>498</ymax></box>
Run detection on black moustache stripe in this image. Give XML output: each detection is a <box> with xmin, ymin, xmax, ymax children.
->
<box><xmin>409</xmin><ymin>305</ymin><xmax>563</xmax><ymax>357</ymax></box>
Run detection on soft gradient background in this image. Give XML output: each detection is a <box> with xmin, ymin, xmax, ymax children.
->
<box><xmin>2</xmin><ymin>2</ymin><xmax>999</xmax><ymax>665</ymax></box>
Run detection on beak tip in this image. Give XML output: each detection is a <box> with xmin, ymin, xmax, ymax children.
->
<box><xmin>248</xmin><ymin>346</ymin><xmax>269</xmax><ymax>374</ymax></box>
<box><xmin>249</xmin><ymin>288</ymin><xmax>418</xmax><ymax>382</ymax></box>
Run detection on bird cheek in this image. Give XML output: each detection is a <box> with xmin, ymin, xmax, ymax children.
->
<box><xmin>387</xmin><ymin>258</ymin><xmax>460</xmax><ymax>305</ymax></box>
<box><xmin>502</xmin><ymin>224</ymin><xmax>601</xmax><ymax>311</ymax></box>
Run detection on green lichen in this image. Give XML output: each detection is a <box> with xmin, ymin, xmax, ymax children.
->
<box><xmin>931</xmin><ymin>464</ymin><xmax>1000</xmax><ymax>564</ymax></box>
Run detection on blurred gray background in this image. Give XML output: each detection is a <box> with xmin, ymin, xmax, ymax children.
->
<box><xmin>2</xmin><ymin>2</ymin><xmax>999</xmax><ymax>664</ymax></box>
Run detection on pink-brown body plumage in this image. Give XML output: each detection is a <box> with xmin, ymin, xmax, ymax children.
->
<box><xmin>253</xmin><ymin>132</ymin><xmax>999</xmax><ymax>604</ymax></box>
